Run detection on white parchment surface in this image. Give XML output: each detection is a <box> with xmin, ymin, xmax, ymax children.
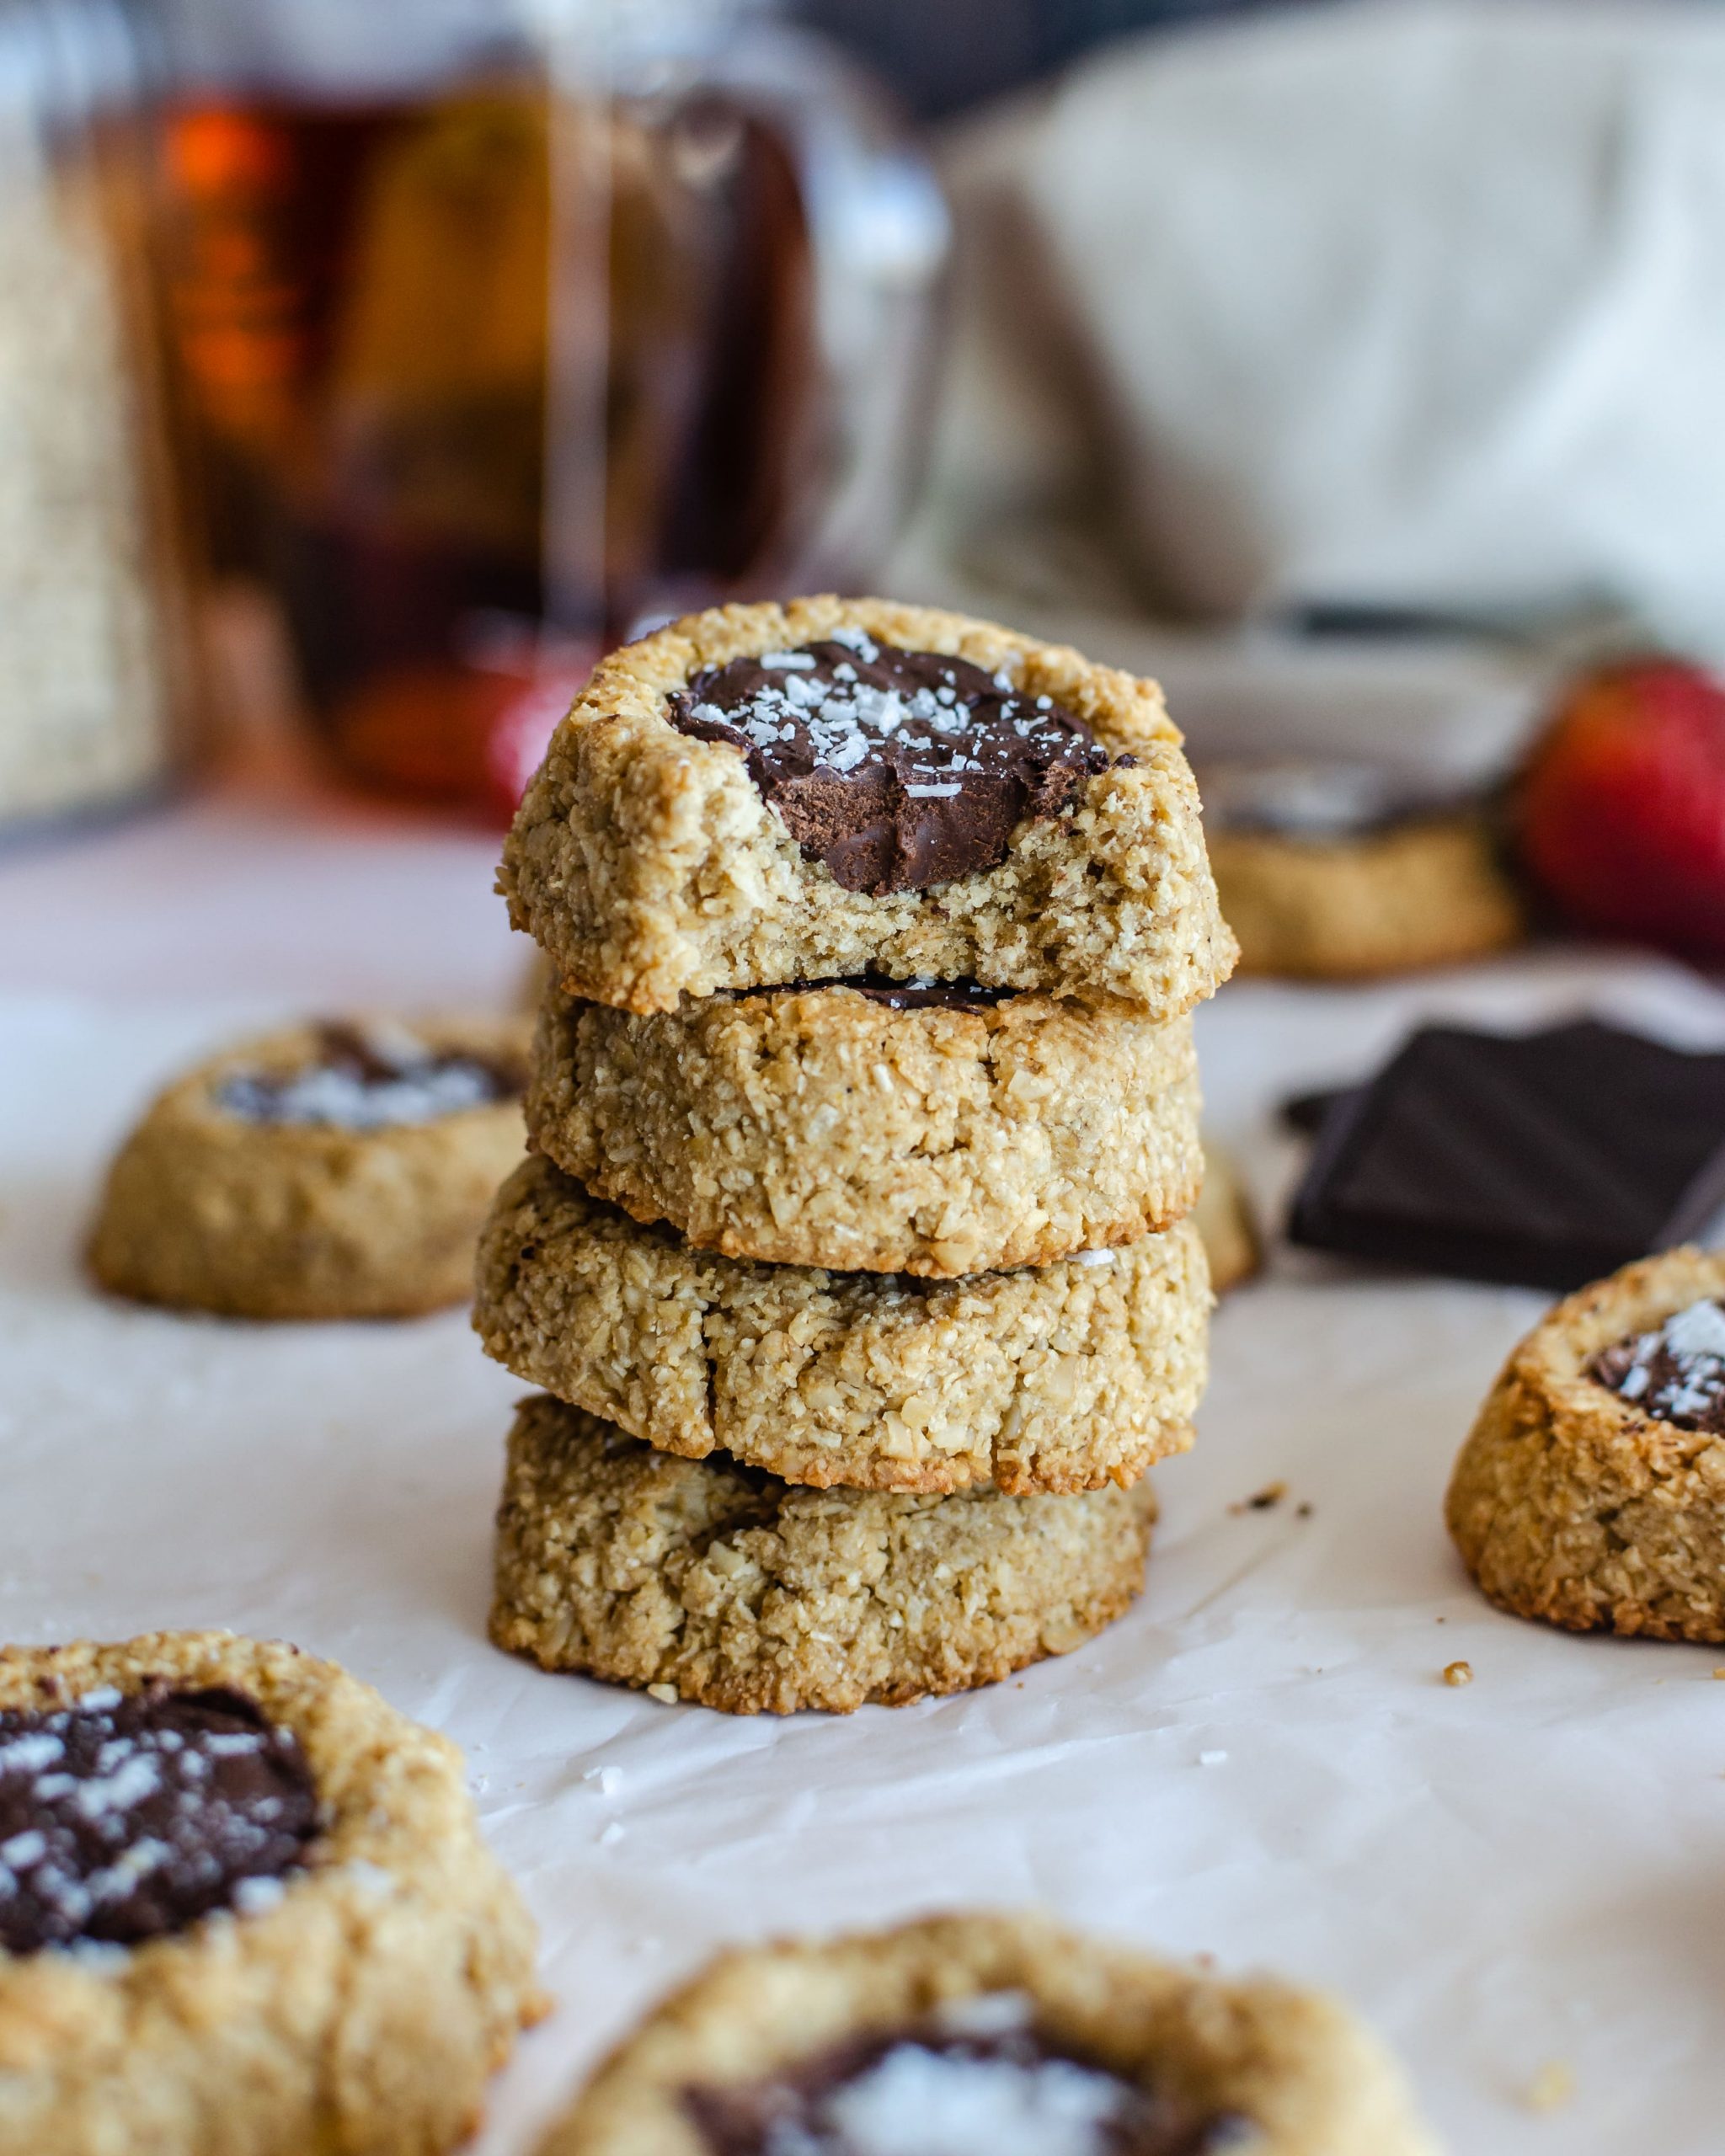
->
<box><xmin>4</xmin><ymin>953</ymin><xmax>1724</xmax><ymax>2153</ymax></box>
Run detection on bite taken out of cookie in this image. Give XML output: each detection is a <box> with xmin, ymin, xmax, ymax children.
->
<box><xmin>501</xmin><ymin>596</ymin><xmax>1236</xmax><ymax>1015</ymax></box>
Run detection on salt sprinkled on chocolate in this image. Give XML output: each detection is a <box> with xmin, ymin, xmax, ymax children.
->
<box><xmin>0</xmin><ymin>1684</ymin><xmax>319</xmax><ymax>1954</ymax></box>
<box><xmin>1592</xmin><ymin>1297</ymin><xmax>1725</xmax><ymax>1433</ymax></box>
<box><xmin>217</xmin><ymin>1021</ymin><xmax>521</xmax><ymax>1133</ymax></box>
<box><xmin>669</xmin><ymin>637</ymin><xmax>1114</xmax><ymax>895</ymax></box>
<box><xmin>820</xmin><ymin>2041</ymin><xmax>1136</xmax><ymax>2156</ymax></box>
<box><xmin>683</xmin><ymin>1994</ymin><xmax>1245</xmax><ymax>2156</ymax></box>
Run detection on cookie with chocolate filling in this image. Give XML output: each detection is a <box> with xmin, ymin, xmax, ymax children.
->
<box><xmin>527</xmin><ymin>979</ymin><xmax>1203</xmax><ymax>1277</ymax></box>
<box><xmin>501</xmin><ymin>597</ymin><xmax>1236</xmax><ymax>1015</ymax></box>
<box><xmin>88</xmin><ymin>1015</ymin><xmax>529</xmax><ymax>1320</ymax></box>
<box><xmin>0</xmin><ymin>1630</ymin><xmax>541</xmax><ymax>2154</ymax></box>
<box><xmin>535</xmin><ymin>1911</ymin><xmax>1437</xmax><ymax>2155</ymax></box>
<box><xmin>1448</xmin><ymin>1245</ymin><xmax>1725</xmax><ymax>1639</ymax></box>
<box><xmin>1201</xmin><ymin>758</ymin><xmax>1523</xmax><ymax>979</ymax></box>
<box><xmin>474</xmin><ymin>1155</ymin><xmax>1209</xmax><ymax>1495</ymax></box>
<box><xmin>492</xmin><ymin>1398</ymin><xmax>1157</xmax><ymax>1713</ymax></box>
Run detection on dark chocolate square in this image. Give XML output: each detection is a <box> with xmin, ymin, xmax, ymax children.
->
<box><xmin>1280</xmin><ymin>1086</ymin><xmax>1352</xmax><ymax>1136</ymax></box>
<box><xmin>1287</xmin><ymin>1019</ymin><xmax>1725</xmax><ymax>1289</ymax></box>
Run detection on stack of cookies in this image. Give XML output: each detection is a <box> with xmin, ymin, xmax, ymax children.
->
<box><xmin>473</xmin><ymin>597</ymin><xmax>1237</xmax><ymax>1714</ymax></box>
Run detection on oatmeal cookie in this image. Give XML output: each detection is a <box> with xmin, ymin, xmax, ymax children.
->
<box><xmin>1447</xmin><ymin>1245</ymin><xmax>1725</xmax><ymax>1639</ymax></box>
<box><xmin>1212</xmin><ymin>814</ymin><xmax>1523</xmax><ymax>978</ymax></box>
<box><xmin>1200</xmin><ymin>760</ymin><xmax>1521</xmax><ymax>979</ymax></box>
<box><xmin>88</xmin><ymin>1015</ymin><xmax>529</xmax><ymax>1320</ymax></box>
<box><xmin>0</xmin><ymin>1630</ymin><xmax>541</xmax><ymax>2155</ymax></box>
<box><xmin>527</xmin><ymin>979</ymin><xmax>1203</xmax><ymax>1277</ymax></box>
<box><xmin>501</xmin><ymin>596</ymin><xmax>1236</xmax><ymax>1015</ymax></box>
<box><xmin>491</xmin><ymin>1398</ymin><xmax>1156</xmax><ymax>1714</ymax></box>
<box><xmin>474</xmin><ymin>1155</ymin><xmax>1209</xmax><ymax>1494</ymax></box>
<box><xmin>537</xmin><ymin>1910</ymin><xmax>1437</xmax><ymax>2155</ymax></box>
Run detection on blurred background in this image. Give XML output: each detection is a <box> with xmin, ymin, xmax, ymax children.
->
<box><xmin>4</xmin><ymin>0</ymin><xmax>1725</xmax><ymax>998</ymax></box>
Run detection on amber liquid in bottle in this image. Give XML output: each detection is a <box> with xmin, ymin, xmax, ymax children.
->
<box><xmin>157</xmin><ymin>84</ymin><xmax>814</xmax><ymax>807</ymax></box>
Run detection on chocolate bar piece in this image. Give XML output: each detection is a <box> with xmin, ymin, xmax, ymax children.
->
<box><xmin>1287</xmin><ymin>1019</ymin><xmax>1725</xmax><ymax>1289</ymax></box>
<box><xmin>1280</xmin><ymin>1086</ymin><xmax>1351</xmax><ymax>1137</ymax></box>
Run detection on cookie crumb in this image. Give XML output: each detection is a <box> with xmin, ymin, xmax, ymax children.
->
<box><xmin>1443</xmin><ymin>1661</ymin><xmax>1473</xmax><ymax>1687</ymax></box>
<box><xmin>1231</xmin><ymin>1481</ymin><xmax>1288</xmax><ymax>1513</ymax></box>
<box><xmin>1712</xmin><ymin>1667</ymin><xmax>1725</xmax><ymax>1680</ymax></box>
<box><xmin>1295</xmin><ymin>1502</ymin><xmax>1313</xmax><ymax>1518</ymax></box>
<box><xmin>646</xmin><ymin>1684</ymin><xmax>678</xmax><ymax>1705</ymax></box>
<box><xmin>1521</xmin><ymin>2061</ymin><xmax>1574</xmax><ymax>2112</ymax></box>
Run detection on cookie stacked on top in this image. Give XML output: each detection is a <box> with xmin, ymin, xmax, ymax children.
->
<box><xmin>474</xmin><ymin>597</ymin><xmax>1237</xmax><ymax>1714</ymax></box>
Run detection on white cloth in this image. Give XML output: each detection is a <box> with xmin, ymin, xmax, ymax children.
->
<box><xmin>927</xmin><ymin>0</ymin><xmax>1725</xmax><ymax>653</ymax></box>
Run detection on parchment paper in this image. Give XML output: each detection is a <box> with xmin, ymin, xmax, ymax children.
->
<box><xmin>5</xmin><ymin>950</ymin><xmax>1724</xmax><ymax>2153</ymax></box>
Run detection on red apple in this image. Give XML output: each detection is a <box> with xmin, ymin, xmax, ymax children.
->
<box><xmin>1519</xmin><ymin>659</ymin><xmax>1725</xmax><ymax>963</ymax></box>
<box><xmin>481</xmin><ymin>663</ymin><xmax>595</xmax><ymax>823</ymax></box>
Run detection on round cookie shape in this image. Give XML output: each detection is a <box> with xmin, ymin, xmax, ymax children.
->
<box><xmin>88</xmin><ymin>1014</ymin><xmax>530</xmax><ymax>1320</ymax></box>
<box><xmin>474</xmin><ymin>1155</ymin><xmax>1210</xmax><ymax>1495</ymax></box>
<box><xmin>1447</xmin><ymin>1245</ymin><xmax>1725</xmax><ymax>1639</ymax></box>
<box><xmin>500</xmin><ymin>595</ymin><xmax>1237</xmax><ymax>1016</ymax></box>
<box><xmin>1200</xmin><ymin>760</ymin><xmax>1521</xmax><ymax>978</ymax></box>
<box><xmin>491</xmin><ymin>1399</ymin><xmax>1157</xmax><ymax>1714</ymax></box>
<box><xmin>0</xmin><ymin>1632</ymin><xmax>541</xmax><ymax>2155</ymax></box>
<box><xmin>527</xmin><ymin>981</ymin><xmax>1204</xmax><ymax>1277</ymax></box>
<box><xmin>535</xmin><ymin>1912</ymin><xmax>1439</xmax><ymax>2156</ymax></box>
<box><xmin>1210</xmin><ymin>813</ymin><xmax>1523</xmax><ymax>979</ymax></box>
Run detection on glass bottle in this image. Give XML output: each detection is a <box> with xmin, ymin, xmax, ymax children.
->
<box><xmin>141</xmin><ymin>0</ymin><xmax>948</xmax><ymax>812</ymax></box>
<box><xmin>0</xmin><ymin>0</ymin><xmax>196</xmax><ymax>835</ymax></box>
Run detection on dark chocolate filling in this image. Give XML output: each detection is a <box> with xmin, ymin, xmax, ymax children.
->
<box><xmin>217</xmin><ymin>1021</ymin><xmax>524</xmax><ymax>1131</ymax></box>
<box><xmin>766</xmin><ymin>976</ymin><xmax>1016</xmax><ymax>1012</ymax></box>
<box><xmin>668</xmin><ymin>632</ymin><xmax>1114</xmax><ymax>894</ymax></box>
<box><xmin>1592</xmin><ymin>1297</ymin><xmax>1725</xmax><ymax>1434</ymax></box>
<box><xmin>0</xmin><ymin>1683</ymin><xmax>320</xmax><ymax>1954</ymax></box>
<box><xmin>685</xmin><ymin>2013</ymin><xmax>1248</xmax><ymax>2156</ymax></box>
